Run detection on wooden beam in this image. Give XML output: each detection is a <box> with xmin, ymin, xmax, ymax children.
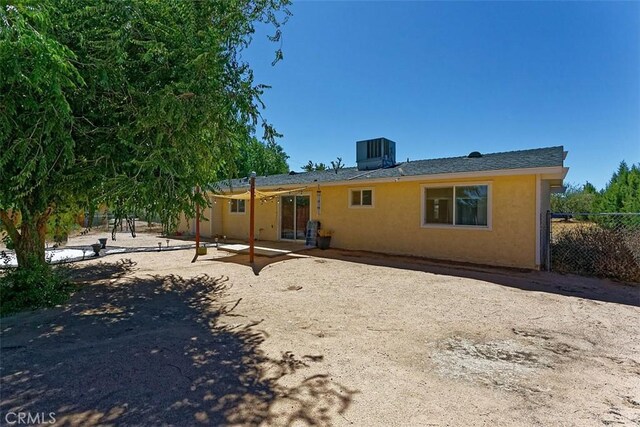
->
<box><xmin>249</xmin><ymin>172</ymin><xmax>256</xmax><ymax>264</ymax></box>
<box><xmin>191</xmin><ymin>186</ymin><xmax>200</xmax><ymax>263</ymax></box>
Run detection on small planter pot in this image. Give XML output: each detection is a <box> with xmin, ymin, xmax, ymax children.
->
<box><xmin>197</xmin><ymin>246</ymin><xmax>208</xmax><ymax>255</ymax></box>
<box><xmin>317</xmin><ymin>236</ymin><xmax>331</xmax><ymax>250</ymax></box>
<box><xmin>91</xmin><ymin>243</ymin><xmax>102</xmax><ymax>256</ymax></box>
<box><xmin>98</xmin><ymin>238</ymin><xmax>108</xmax><ymax>249</ymax></box>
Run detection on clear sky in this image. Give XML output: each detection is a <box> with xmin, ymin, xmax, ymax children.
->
<box><xmin>245</xmin><ymin>1</ymin><xmax>640</xmax><ymax>190</ymax></box>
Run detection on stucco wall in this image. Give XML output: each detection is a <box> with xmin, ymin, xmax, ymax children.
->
<box><xmin>176</xmin><ymin>196</ymin><xmax>222</xmax><ymax>238</ymax></box>
<box><xmin>178</xmin><ymin>175</ymin><xmax>538</xmax><ymax>269</ymax></box>
<box><xmin>177</xmin><ymin>196</ymin><xmax>286</xmax><ymax>241</ymax></box>
<box><xmin>316</xmin><ymin>175</ymin><xmax>537</xmax><ymax>269</ymax></box>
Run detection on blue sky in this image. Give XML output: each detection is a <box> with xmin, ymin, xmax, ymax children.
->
<box><xmin>245</xmin><ymin>1</ymin><xmax>640</xmax><ymax>190</ymax></box>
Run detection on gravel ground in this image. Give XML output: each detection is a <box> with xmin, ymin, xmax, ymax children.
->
<box><xmin>1</xmin><ymin>232</ymin><xmax>639</xmax><ymax>426</ymax></box>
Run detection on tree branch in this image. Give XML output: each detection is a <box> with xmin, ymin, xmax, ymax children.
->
<box><xmin>37</xmin><ymin>205</ymin><xmax>54</xmax><ymax>229</ymax></box>
<box><xmin>0</xmin><ymin>210</ymin><xmax>20</xmax><ymax>243</ymax></box>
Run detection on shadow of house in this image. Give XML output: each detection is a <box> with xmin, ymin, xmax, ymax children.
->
<box><xmin>302</xmin><ymin>248</ymin><xmax>640</xmax><ymax>308</ymax></box>
<box><xmin>1</xmin><ymin>262</ymin><xmax>356</xmax><ymax>426</ymax></box>
<box><xmin>198</xmin><ymin>241</ymin><xmax>639</xmax><ymax>307</ymax></box>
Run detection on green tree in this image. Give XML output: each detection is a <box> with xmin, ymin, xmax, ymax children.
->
<box><xmin>302</xmin><ymin>161</ymin><xmax>328</xmax><ymax>172</ymax></box>
<box><xmin>583</xmin><ymin>181</ymin><xmax>597</xmax><ymax>194</ymax></box>
<box><xmin>551</xmin><ymin>182</ymin><xmax>599</xmax><ymax>214</ymax></box>
<box><xmin>597</xmin><ymin>161</ymin><xmax>640</xmax><ymax>213</ymax></box>
<box><xmin>1</xmin><ymin>0</ymin><xmax>290</xmax><ymax>269</ymax></box>
<box><xmin>233</xmin><ymin>137</ymin><xmax>289</xmax><ymax>178</ymax></box>
<box><xmin>0</xmin><ymin>3</ymin><xmax>83</xmax><ymax>268</ymax></box>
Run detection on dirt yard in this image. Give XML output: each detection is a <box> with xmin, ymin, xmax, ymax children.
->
<box><xmin>1</xmin><ymin>234</ymin><xmax>639</xmax><ymax>426</ymax></box>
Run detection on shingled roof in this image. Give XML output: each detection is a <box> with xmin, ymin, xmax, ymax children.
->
<box><xmin>218</xmin><ymin>146</ymin><xmax>565</xmax><ymax>191</ymax></box>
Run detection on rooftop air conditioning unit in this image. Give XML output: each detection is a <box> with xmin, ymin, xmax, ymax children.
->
<box><xmin>355</xmin><ymin>137</ymin><xmax>396</xmax><ymax>171</ymax></box>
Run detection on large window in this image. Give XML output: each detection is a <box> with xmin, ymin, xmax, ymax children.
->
<box><xmin>230</xmin><ymin>199</ymin><xmax>245</xmax><ymax>214</ymax></box>
<box><xmin>350</xmin><ymin>189</ymin><xmax>373</xmax><ymax>207</ymax></box>
<box><xmin>425</xmin><ymin>187</ymin><xmax>453</xmax><ymax>224</ymax></box>
<box><xmin>423</xmin><ymin>184</ymin><xmax>489</xmax><ymax>227</ymax></box>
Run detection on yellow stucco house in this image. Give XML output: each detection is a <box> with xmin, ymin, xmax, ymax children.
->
<box><xmin>178</xmin><ymin>138</ymin><xmax>568</xmax><ymax>270</ymax></box>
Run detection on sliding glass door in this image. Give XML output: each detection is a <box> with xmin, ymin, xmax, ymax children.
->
<box><xmin>280</xmin><ymin>195</ymin><xmax>310</xmax><ymax>240</ymax></box>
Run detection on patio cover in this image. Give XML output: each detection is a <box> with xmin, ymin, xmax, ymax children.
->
<box><xmin>211</xmin><ymin>187</ymin><xmax>307</xmax><ymax>200</ymax></box>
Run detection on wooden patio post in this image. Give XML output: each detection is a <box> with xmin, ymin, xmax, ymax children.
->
<box><xmin>191</xmin><ymin>186</ymin><xmax>200</xmax><ymax>263</ymax></box>
<box><xmin>249</xmin><ymin>172</ymin><xmax>256</xmax><ymax>263</ymax></box>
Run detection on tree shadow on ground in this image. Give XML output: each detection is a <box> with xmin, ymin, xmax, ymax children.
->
<box><xmin>64</xmin><ymin>258</ymin><xmax>138</xmax><ymax>283</ymax></box>
<box><xmin>306</xmin><ymin>249</ymin><xmax>640</xmax><ymax>308</ymax></box>
<box><xmin>1</xmin><ymin>260</ymin><xmax>357</xmax><ymax>426</ymax></box>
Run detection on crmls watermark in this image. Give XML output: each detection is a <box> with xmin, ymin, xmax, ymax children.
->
<box><xmin>4</xmin><ymin>412</ymin><xmax>56</xmax><ymax>425</ymax></box>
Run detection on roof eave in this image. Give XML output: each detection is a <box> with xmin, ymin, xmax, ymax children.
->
<box><xmin>220</xmin><ymin>165</ymin><xmax>568</xmax><ymax>192</ymax></box>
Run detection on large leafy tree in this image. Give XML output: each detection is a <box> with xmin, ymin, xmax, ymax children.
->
<box><xmin>233</xmin><ymin>137</ymin><xmax>289</xmax><ymax>178</ymax></box>
<box><xmin>0</xmin><ymin>3</ymin><xmax>83</xmax><ymax>267</ymax></box>
<box><xmin>550</xmin><ymin>182</ymin><xmax>598</xmax><ymax>214</ymax></box>
<box><xmin>1</xmin><ymin>0</ymin><xmax>290</xmax><ymax>269</ymax></box>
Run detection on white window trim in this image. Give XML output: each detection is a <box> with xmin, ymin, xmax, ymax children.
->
<box><xmin>229</xmin><ymin>199</ymin><xmax>246</xmax><ymax>215</ymax></box>
<box><xmin>348</xmin><ymin>187</ymin><xmax>375</xmax><ymax>208</ymax></box>
<box><xmin>420</xmin><ymin>182</ymin><xmax>492</xmax><ymax>230</ymax></box>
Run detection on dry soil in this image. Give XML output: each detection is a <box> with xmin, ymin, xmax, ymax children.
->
<box><xmin>1</xmin><ymin>233</ymin><xmax>639</xmax><ymax>426</ymax></box>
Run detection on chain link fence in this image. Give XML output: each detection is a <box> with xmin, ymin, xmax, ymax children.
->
<box><xmin>546</xmin><ymin>212</ymin><xmax>640</xmax><ymax>283</ymax></box>
<box><xmin>83</xmin><ymin>212</ymin><xmax>164</xmax><ymax>234</ymax></box>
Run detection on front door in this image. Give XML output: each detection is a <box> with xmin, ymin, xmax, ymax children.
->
<box><xmin>280</xmin><ymin>195</ymin><xmax>310</xmax><ymax>240</ymax></box>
